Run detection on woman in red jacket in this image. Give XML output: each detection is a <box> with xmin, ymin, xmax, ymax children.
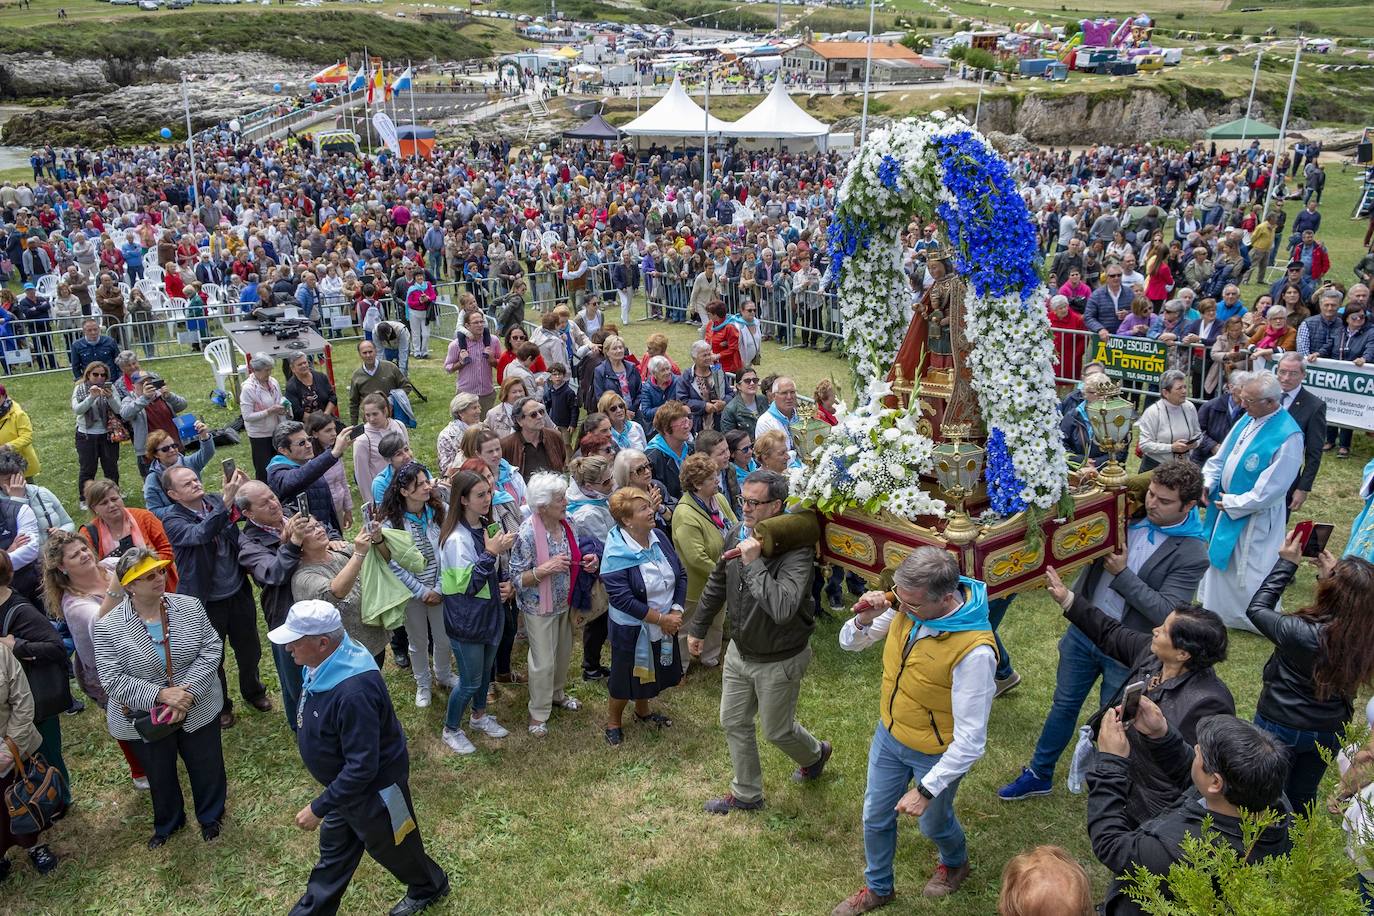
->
<box><xmin>703</xmin><ymin>300</ymin><xmax>743</xmax><ymax>376</ymax></box>
<box><xmin>1048</xmin><ymin>294</ymin><xmax>1088</xmax><ymax>388</ymax></box>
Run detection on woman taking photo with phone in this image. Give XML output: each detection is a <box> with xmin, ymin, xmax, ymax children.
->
<box><xmin>437</xmin><ymin>470</ymin><xmax>514</xmax><ymax>755</ymax></box>
<box><xmin>379</xmin><ymin>464</ymin><xmax>456</xmax><ymax>709</ymax></box>
<box><xmin>1246</xmin><ymin>530</ymin><xmax>1374</xmax><ymax>811</ymax></box>
<box><xmin>72</xmin><ymin>361</ymin><xmax>122</xmax><ymax>506</ymax></box>
<box><xmin>1043</xmin><ymin>565</ymin><xmax>1232</xmax><ymax>821</ymax></box>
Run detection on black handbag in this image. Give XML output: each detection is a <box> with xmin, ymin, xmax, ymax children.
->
<box><xmin>126</xmin><ymin>602</ymin><xmax>182</xmax><ymax>743</ymax></box>
<box><xmin>3</xmin><ymin>736</ymin><xmax>66</xmax><ymax>835</ymax></box>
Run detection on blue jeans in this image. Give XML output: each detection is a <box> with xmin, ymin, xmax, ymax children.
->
<box><xmin>862</xmin><ymin>724</ymin><xmax>967</xmax><ymax>896</ymax></box>
<box><xmin>1253</xmin><ymin>712</ymin><xmax>1342</xmax><ymax>813</ymax></box>
<box><xmin>446</xmin><ymin>639</ymin><xmax>498</xmax><ymax>730</ymax></box>
<box><xmin>986</xmin><ymin>596</ymin><xmax>1015</xmax><ymax>681</ymax></box>
<box><xmin>272</xmin><ymin>642</ymin><xmax>304</xmax><ymax>733</ymax></box>
<box><xmin>1029</xmin><ymin>624</ymin><xmax>1130</xmax><ymax>779</ymax></box>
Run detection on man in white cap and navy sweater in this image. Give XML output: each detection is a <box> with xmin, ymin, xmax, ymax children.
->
<box><xmin>270</xmin><ymin>599</ymin><xmax>448</xmax><ymax>916</ymax></box>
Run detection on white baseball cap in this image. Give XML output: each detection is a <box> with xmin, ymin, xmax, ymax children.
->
<box><xmin>268</xmin><ymin>599</ymin><xmax>342</xmax><ymax>645</ymax></box>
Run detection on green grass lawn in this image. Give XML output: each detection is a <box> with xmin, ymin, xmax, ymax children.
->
<box><xmin>3</xmin><ymin>167</ymin><xmax>1373</xmax><ymax>914</ymax></box>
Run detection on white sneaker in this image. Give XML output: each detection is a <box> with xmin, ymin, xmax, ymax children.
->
<box><xmin>441</xmin><ymin>727</ymin><xmax>476</xmax><ymax>755</ymax></box>
<box><xmin>439</xmin><ymin>674</ymin><xmax>459</xmax><ymax>691</ymax></box>
<box><xmin>132</xmin><ymin>776</ymin><xmax>150</xmax><ymax>791</ymax></box>
<box><xmin>415</xmin><ymin>686</ymin><xmax>432</xmax><ymax>708</ymax></box>
<box><xmin>469</xmin><ymin>714</ymin><xmax>508</xmax><ymax>739</ymax></box>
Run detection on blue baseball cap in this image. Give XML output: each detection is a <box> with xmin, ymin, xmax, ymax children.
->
<box><xmin>21</xmin><ymin>283</ymin><xmax>34</xmax><ymax>290</ymax></box>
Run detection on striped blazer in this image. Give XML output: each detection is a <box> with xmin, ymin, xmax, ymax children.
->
<box><xmin>93</xmin><ymin>593</ymin><xmax>224</xmax><ymax>742</ymax></box>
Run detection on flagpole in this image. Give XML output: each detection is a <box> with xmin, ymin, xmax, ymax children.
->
<box><xmin>859</xmin><ymin>0</ymin><xmax>877</xmax><ymax>147</ymax></box>
<box><xmin>408</xmin><ymin>59</ymin><xmax>419</xmax><ymax>161</ymax></box>
<box><xmin>702</xmin><ymin>69</ymin><xmax>710</xmax><ymax>224</ymax></box>
<box><xmin>1262</xmin><ymin>38</ymin><xmax>1301</xmax><ymax>221</ymax></box>
<box><xmin>1239</xmin><ymin>49</ymin><xmax>1261</xmax><ymax>145</ymax></box>
<box><xmin>362</xmin><ymin>48</ymin><xmax>376</xmax><ymax>154</ymax></box>
<box><xmin>181</xmin><ymin>73</ymin><xmax>199</xmax><ymax>210</ymax></box>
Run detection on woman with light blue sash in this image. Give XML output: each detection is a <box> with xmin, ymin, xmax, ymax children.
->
<box><xmin>600</xmin><ymin>487</ymin><xmax>686</xmax><ymax>747</ymax></box>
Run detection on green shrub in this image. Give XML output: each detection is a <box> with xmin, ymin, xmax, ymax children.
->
<box><xmin>1122</xmin><ymin>807</ymin><xmax>1363</xmax><ymax>914</ymax></box>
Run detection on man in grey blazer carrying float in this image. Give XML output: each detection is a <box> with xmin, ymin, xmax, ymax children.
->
<box><xmin>998</xmin><ymin>459</ymin><xmax>1210</xmax><ymax>801</ymax></box>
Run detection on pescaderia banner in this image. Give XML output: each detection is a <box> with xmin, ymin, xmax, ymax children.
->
<box><xmin>1301</xmin><ymin>358</ymin><xmax>1374</xmax><ymax>431</ymax></box>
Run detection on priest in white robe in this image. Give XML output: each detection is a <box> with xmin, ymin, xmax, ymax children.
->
<box><xmin>1199</xmin><ymin>370</ymin><xmax>1303</xmax><ymax>632</ymax></box>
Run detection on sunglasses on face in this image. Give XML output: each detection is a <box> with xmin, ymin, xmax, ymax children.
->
<box><xmin>155</xmin><ymin>443</ymin><xmax>179</xmax><ymax>454</ymax></box>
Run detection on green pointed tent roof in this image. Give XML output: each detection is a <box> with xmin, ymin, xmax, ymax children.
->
<box><xmin>1207</xmin><ymin>117</ymin><xmax>1281</xmax><ymax>140</ymax></box>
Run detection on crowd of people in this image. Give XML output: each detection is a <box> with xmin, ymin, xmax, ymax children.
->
<box><xmin>0</xmin><ymin>118</ymin><xmax>1372</xmax><ymax>915</ymax></box>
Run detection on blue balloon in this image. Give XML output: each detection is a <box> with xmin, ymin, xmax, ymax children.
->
<box><xmin>309</xmin><ymin>81</ymin><xmax>318</xmax><ymax>90</ymax></box>
<box><xmin>273</xmin><ymin>83</ymin><xmax>282</xmax><ymax>92</ymax></box>
<box><xmin>160</xmin><ymin>127</ymin><xmax>173</xmax><ymax>140</ymax></box>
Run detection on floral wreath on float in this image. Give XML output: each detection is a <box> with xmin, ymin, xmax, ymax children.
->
<box><xmin>792</xmin><ymin>112</ymin><xmax>1069</xmax><ymax>525</ymax></box>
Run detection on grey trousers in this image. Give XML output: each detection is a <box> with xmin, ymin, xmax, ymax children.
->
<box><xmin>718</xmin><ymin>641</ymin><xmax>823</xmax><ymax>803</ymax></box>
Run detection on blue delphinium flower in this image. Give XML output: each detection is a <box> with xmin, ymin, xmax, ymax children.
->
<box><xmin>931</xmin><ymin>132</ymin><xmax>1040</xmax><ymax>305</ymax></box>
<box><xmin>878</xmin><ymin>154</ymin><xmax>901</xmax><ymax>191</ymax></box>
<box><xmin>984</xmin><ymin>428</ymin><xmax>1028</xmax><ymax>516</ymax></box>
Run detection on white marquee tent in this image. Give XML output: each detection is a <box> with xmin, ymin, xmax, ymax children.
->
<box><xmin>620</xmin><ymin>74</ymin><xmax>730</xmax><ymax>138</ymax></box>
<box><xmin>721</xmin><ymin>79</ymin><xmax>831</xmax><ymax>147</ymax></box>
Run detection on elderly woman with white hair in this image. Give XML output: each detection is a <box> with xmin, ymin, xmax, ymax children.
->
<box><xmin>508</xmin><ymin>472</ymin><xmax>600</xmax><ymax>737</ymax></box>
<box><xmin>673</xmin><ymin>339</ymin><xmax>731</xmax><ymax>435</ymax></box>
<box><xmin>240</xmin><ymin>352</ymin><xmax>288</xmax><ymax>480</ymax></box>
<box><xmin>1247</xmin><ymin>305</ymin><xmax>1296</xmax><ymax>368</ymax></box>
<box><xmin>636</xmin><ymin>355</ymin><xmax>678</xmax><ymax>431</ymax></box>
<box><xmin>437</xmin><ymin>393</ymin><xmax>483</xmax><ymax>476</ymax></box>
<box><xmin>612</xmin><ymin>448</ymin><xmax>673</xmax><ymax>529</ymax></box>
<box><xmin>1134</xmin><ymin>368</ymin><xmax>1202</xmax><ymax>472</ymax></box>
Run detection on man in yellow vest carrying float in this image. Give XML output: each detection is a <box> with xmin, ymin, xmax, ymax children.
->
<box><xmin>831</xmin><ymin>547</ymin><xmax>997</xmax><ymax>915</ymax></box>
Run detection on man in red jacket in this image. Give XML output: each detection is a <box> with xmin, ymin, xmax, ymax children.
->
<box><xmin>1288</xmin><ymin>229</ymin><xmax>1330</xmax><ymax>282</ymax></box>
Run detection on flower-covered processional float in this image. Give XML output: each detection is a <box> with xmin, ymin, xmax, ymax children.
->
<box><xmin>789</xmin><ymin>112</ymin><xmax>1129</xmax><ymax>596</ymax></box>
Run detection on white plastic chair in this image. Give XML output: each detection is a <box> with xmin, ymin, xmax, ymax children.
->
<box><xmin>201</xmin><ymin>283</ymin><xmax>226</xmax><ymax>306</ymax></box>
<box><xmin>35</xmin><ymin>274</ymin><xmax>59</xmax><ymax>302</ymax></box>
<box><xmin>202</xmin><ymin>338</ymin><xmax>242</xmax><ymax>392</ymax></box>
<box><xmin>134</xmin><ymin>278</ymin><xmax>162</xmax><ymax>303</ymax></box>
<box><xmin>160</xmin><ymin>296</ymin><xmax>188</xmax><ymax>342</ymax></box>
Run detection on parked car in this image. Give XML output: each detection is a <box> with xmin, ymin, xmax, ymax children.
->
<box><xmin>137</xmin><ymin>0</ymin><xmax>160</xmax><ymax>9</ymax></box>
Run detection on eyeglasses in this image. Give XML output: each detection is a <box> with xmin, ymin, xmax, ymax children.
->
<box><xmin>89</xmin><ymin>372</ymin><xmax>108</xmax><ymax>378</ymax></box>
<box><xmin>633</xmin><ymin>463</ymin><xmax>652</xmax><ymax>474</ymax></box>
<box><xmin>523</xmin><ymin>408</ymin><xmax>546</xmax><ymax>419</ymax></box>
<box><xmin>740</xmin><ymin>377</ymin><xmax>759</xmax><ymax>385</ymax></box>
<box><xmin>1106</xmin><ymin>272</ymin><xmax>1123</xmax><ymax>279</ymax></box>
<box><xmin>735</xmin><ymin>444</ymin><xmax>754</xmax><ymax>454</ymax></box>
<box><xmin>608</xmin><ymin>404</ymin><xmax>625</xmax><ymax>412</ymax></box>
<box><xmin>741</xmin><ymin>497</ymin><xmax>779</xmax><ymax>509</ymax></box>
<box><xmin>155</xmin><ymin>443</ymin><xmax>179</xmax><ymax>454</ymax></box>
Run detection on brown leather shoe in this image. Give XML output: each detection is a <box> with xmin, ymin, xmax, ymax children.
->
<box><xmin>830</xmin><ymin>886</ymin><xmax>895</xmax><ymax>916</ymax></box>
<box><xmin>922</xmin><ymin>862</ymin><xmax>970</xmax><ymax>898</ymax></box>
<box><xmin>249</xmin><ymin>695</ymin><xmax>273</xmax><ymax>712</ymax></box>
<box><xmin>218</xmin><ymin>710</ymin><xmax>235</xmax><ymax>729</ymax></box>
